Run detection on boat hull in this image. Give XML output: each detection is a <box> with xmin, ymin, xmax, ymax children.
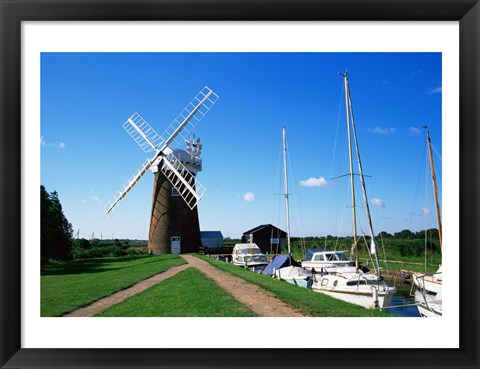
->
<box><xmin>417</xmin><ymin>303</ymin><xmax>442</xmax><ymax>317</ymax></box>
<box><xmin>312</xmin><ymin>286</ymin><xmax>395</xmax><ymax>309</ymax></box>
<box><xmin>275</xmin><ymin>266</ymin><xmax>313</xmax><ymax>288</ymax></box>
<box><xmin>414</xmin><ymin>290</ymin><xmax>442</xmax><ymax>317</ymax></box>
<box><xmin>311</xmin><ymin>272</ymin><xmax>396</xmax><ymax>309</ymax></box>
<box><xmin>285</xmin><ymin>278</ymin><xmax>313</xmax><ymax>288</ymax></box>
<box><xmin>413</xmin><ymin>272</ymin><xmax>442</xmax><ymax>295</ymax></box>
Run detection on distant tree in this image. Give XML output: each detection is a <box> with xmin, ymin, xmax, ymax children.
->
<box><xmin>377</xmin><ymin>231</ymin><xmax>393</xmax><ymax>239</ymax></box>
<box><xmin>426</xmin><ymin>228</ymin><xmax>439</xmax><ymax>240</ymax></box>
<box><xmin>72</xmin><ymin>238</ymin><xmax>92</xmax><ymax>250</ymax></box>
<box><xmin>394</xmin><ymin>229</ymin><xmax>415</xmax><ymax>239</ymax></box>
<box><xmin>41</xmin><ymin>185</ymin><xmax>73</xmax><ymax>267</ymax></box>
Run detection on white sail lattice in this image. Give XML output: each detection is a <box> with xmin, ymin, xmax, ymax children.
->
<box><xmin>123</xmin><ymin>113</ymin><xmax>163</xmax><ymax>153</ymax></box>
<box><xmin>105</xmin><ymin>86</ymin><xmax>218</xmax><ymax>215</ymax></box>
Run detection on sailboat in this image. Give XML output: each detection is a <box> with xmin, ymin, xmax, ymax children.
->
<box><xmin>264</xmin><ymin>127</ymin><xmax>313</xmax><ymax>288</ymax></box>
<box><xmin>412</xmin><ymin>127</ymin><xmax>442</xmax><ymax>317</ymax></box>
<box><xmin>310</xmin><ymin>72</ymin><xmax>396</xmax><ymax>309</ymax></box>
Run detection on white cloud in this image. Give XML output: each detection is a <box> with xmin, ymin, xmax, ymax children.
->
<box><xmin>409</xmin><ymin>127</ymin><xmax>421</xmax><ymax>135</ymax></box>
<box><xmin>421</xmin><ymin>207</ymin><xmax>431</xmax><ymax>215</ymax></box>
<box><xmin>368</xmin><ymin>127</ymin><xmax>396</xmax><ymax>135</ymax></box>
<box><xmin>371</xmin><ymin>198</ymin><xmax>385</xmax><ymax>208</ymax></box>
<box><xmin>90</xmin><ymin>195</ymin><xmax>101</xmax><ymax>203</ymax></box>
<box><xmin>427</xmin><ymin>86</ymin><xmax>442</xmax><ymax>95</ymax></box>
<box><xmin>41</xmin><ymin>136</ymin><xmax>65</xmax><ymax>149</ymax></box>
<box><xmin>299</xmin><ymin>176</ymin><xmax>331</xmax><ymax>188</ymax></box>
<box><xmin>243</xmin><ymin>192</ymin><xmax>255</xmax><ymax>202</ymax></box>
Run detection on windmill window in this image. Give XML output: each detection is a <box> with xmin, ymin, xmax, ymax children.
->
<box><xmin>171</xmin><ymin>187</ymin><xmax>180</xmax><ymax>197</ymax></box>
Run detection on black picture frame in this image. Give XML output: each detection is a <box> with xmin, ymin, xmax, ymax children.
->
<box><xmin>1</xmin><ymin>1</ymin><xmax>479</xmax><ymax>368</ymax></box>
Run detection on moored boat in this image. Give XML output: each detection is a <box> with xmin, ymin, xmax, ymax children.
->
<box><xmin>412</xmin><ymin>127</ymin><xmax>443</xmax><ymax>316</ymax></box>
<box><xmin>231</xmin><ymin>243</ymin><xmax>268</xmax><ymax>272</ymax></box>
<box><xmin>268</xmin><ymin>127</ymin><xmax>313</xmax><ymax>288</ymax></box>
<box><xmin>310</xmin><ymin>72</ymin><xmax>396</xmax><ymax>309</ymax></box>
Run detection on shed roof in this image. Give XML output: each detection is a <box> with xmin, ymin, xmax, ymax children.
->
<box><xmin>200</xmin><ymin>231</ymin><xmax>223</xmax><ymax>239</ymax></box>
<box><xmin>243</xmin><ymin>224</ymin><xmax>286</xmax><ymax>235</ymax></box>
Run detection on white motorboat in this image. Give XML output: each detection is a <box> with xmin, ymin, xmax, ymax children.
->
<box><xmin>231</xmin><ymin>243</ymin><xmax>268</xmax><ymax>272</ymax></box>
<box><xmin>301</xmin><ymin>248</ymin><xmax>356</xmax><ymax>274</ymax></box>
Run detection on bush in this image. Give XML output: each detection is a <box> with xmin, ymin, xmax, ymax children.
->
<box><xmin>125</xmin><ymin>247</ymin><xmax>148</xmax><ymax>256</ymax></box>
<box><xmin>72</xmin><ymin>246</ymin><xmax>129</xmax><ymax>260</ymax></box>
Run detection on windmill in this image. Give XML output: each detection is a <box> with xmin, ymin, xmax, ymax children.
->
<box><xmin>105</xmin><ymin>86</ymin><xmax>219</xmax><ymax>255</ymax></box>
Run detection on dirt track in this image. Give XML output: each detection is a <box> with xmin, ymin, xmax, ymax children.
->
<box><xmin>181</xmin><ymin>255</ymin><xmax>305</xmax><ymax>317</ymax></box>
<box><xmin>64</xmin><ymin>264</ymin><xmax>191</xmax><ymax>317</ymax></box>
<box><xmin>64</xmin><ymin>255</ymin><xmax>305</xmax><ymax>317</ymax></box>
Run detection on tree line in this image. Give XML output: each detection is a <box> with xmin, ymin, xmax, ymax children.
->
<box><xmin>291</xmin><ymin>228</ymin><xmax>440</xmax><ymax>242</ymax></box>
<box><xmin>41</xmin><ymin>185</ymin><xmax>73</xmax><ymax>267</ymax></box>
<box><xmin>41</xmin><ymin>184</ymin><xmax>440</xmax><ymax>267</ymax></box>
<box><xmin>41</xmin><ymin>185</ymin><xmax>148</xmax><ymax>269</ymax></box>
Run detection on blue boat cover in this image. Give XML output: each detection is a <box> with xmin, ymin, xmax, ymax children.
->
<box><xmin>262</xmin><ymin>254</ymin><xmax>300</xmax><ymax>276</ymax></box>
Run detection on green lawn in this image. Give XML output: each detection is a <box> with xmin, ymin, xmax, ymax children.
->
<box><xmin>196</xmin><ymin>255</ymin><xmax>391</xmax><ymax>317</ymax></box>
<box><xmin>41</xmin><ymin>255</ymin><xmax>186</xmax><ymax>317</ymax></box>
<box><xmin>97</xmin><ymin>268</ymin><xmax>257</xmax><ymax>317</ymax></box>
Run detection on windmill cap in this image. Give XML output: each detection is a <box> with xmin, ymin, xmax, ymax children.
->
<box><xmin>166</xmin><ymin>148</ymin><xmax>202</xmax><ymax>174</ymax></box>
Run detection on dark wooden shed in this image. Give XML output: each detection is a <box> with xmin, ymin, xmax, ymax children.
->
<box><xmin>241</xmin><ymin>224</ymin><xmax>287</xmax><ymax>254</ymax></box>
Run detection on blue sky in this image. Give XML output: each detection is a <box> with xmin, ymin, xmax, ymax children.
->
<box><xmin>40</xmin><ymin>52</ymin><xmax>442</xmax><ymax>240</ymax></box>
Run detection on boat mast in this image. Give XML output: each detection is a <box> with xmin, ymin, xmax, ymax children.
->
<box><xmin>347</xmin><ymin>81</ymin><xmax>382</xmax><ymax>277</ymax></box>
<box><xmin>424</xmin><ymin>126</ymin><xmax>442</xmax><ymax>251</ymax></box>
<box><xmin>341</xmin><ymin>72</ymin><xmax>359</xmax><ymax>271</ymax></box>
<box><xmin>282</xmin><ymin>127</ymin><xmax>292</xmax><ymax>261</ymax></box>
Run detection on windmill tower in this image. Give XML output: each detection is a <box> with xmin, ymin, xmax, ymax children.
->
<box><xmin>105</xmin><ymin>86</ymin><xmax>219</xmax><ymax>255</ymax></box>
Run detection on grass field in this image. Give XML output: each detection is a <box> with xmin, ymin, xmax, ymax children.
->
<box><xmin>97</xmin><ymin>268</ymin><xmax>257</xmax><ymax>317</ymax></box>
<box><xmin>196</xmin><ymin>255</ymin><xmax>391</xmax><ymax>317</ymax></box>
<box><xmin>42</xmin><ymin>253</ymin><xmax>392</xmax><ymax>318</ymax></box>
<box><xmin>41</xmin><ymin>255</ymin><xmax>186</xmax><ymax>317</ymax></box>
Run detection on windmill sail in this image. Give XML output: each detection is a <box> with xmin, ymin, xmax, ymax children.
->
<box><xmin>123</xmin><ymin>112</ymin><xmax>164</xmax><ymax>153</ymax></box>
<box><xmin>157</xmin><ymin>86</ymin><xmax>219</xmax><ymax>150</ymax></box>
<box><xmin>104</xmin><ymin>158</ymin><xmax>153</xmax><ymax>215</ymax></box>
<box><xmin>105</xmin><ymin>86</ymin><xmax>218</xmax><ymax>215</ymax></box>
<box><xmin>159</xmin><ymin>153</ymin><xmax>207</xmax><ymax>209</ymax></box>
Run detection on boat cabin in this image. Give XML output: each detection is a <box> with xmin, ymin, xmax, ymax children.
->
<box><xmin>232</xmin><ymin>243</ymin><xmax>268</xmax><ymax>272</ymax></box>
<box><xmin>301</xmin><ymin>248</ymin><xmax>355</xmax><ymax>273</ymax></box>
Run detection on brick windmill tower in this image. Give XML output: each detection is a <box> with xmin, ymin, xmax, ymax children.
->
<box><xmin>105</xmin><ymin>87</ymin><xmax>219</xmax><ymax>254</ymax></box>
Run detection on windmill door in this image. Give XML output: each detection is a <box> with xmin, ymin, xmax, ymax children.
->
<box><xmin>171</xmin><ymin>236</ymin><xmax>181</xmax><ymax>254</ymax></box>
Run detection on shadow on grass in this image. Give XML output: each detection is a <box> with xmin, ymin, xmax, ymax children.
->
<box><xmin>41</xmin><ymin>255</ymin><xmax>179</xmax><ymax>276</ymax></box>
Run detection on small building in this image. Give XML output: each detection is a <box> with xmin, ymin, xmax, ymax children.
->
<box><xmin>200</xmin><ymin>231</ymin><xmax>224</xmax><ymax>249</ymax></box>
<box><xmin>241</xmin><ymin>224</ymin><xmax>287</xmax><ymax>254</ymax></box>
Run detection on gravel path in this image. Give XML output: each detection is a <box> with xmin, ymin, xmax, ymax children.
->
<box><xmin>64</xmin><ymin>255</ymin><xmax>306</xmax><ymax>317</ymax></box>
